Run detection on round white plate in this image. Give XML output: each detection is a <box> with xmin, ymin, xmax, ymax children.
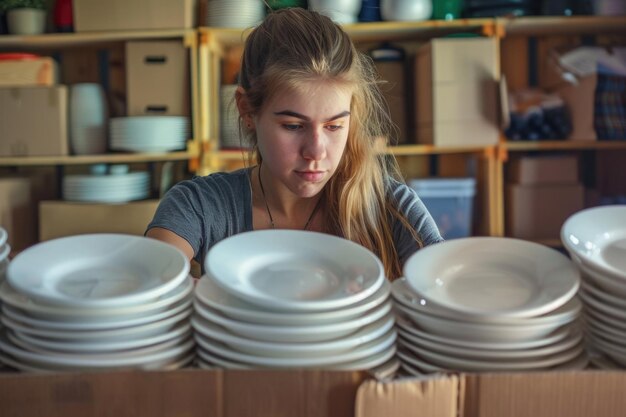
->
<box><xmin>193</xmin><ymin>328</ymin><xmax>396</xmax><ymax>368</ymax></box>
<box><xmin>581</xmin><ymin>278</ymin><xmax>626</xmax><ymax>310</ymax></box>
<box><xmin>584</xmin><ymin>306</ymin><xmax>626</xmax><ymax>333</ymax></box>
<box><xmin>580</xmin><ymin>287</ymin><xmax>626</xmax><ymax>323</ymax></box>
<box><xmin>1</xmin><ymin>308</ymin><xmax>191</xmax><ymax>341</ymax></box>
<box><xmin>586</xmin><ymin>333</ymin><xmax>626</xmax><ymax>367</ymax></box>
<box><xmin>0</xmin><ymin>331</ymin><xmax>195</xmax><ymax>369</ymax></box>
<box><xmin>394</xmin><ymin>313</ymin><xmax>573</xmax><ymax>351</ymax></box>
<box><xmin>585</xmin><ymin>315</ymin><xmax>626</xmax><ymax>344</ymax></box>
<box><xmin>0</xmin><ymin>276</ymin><xmax>193</xmax><ymax>322</ymax></box>
<box><xmin>205</xmin><ymin>230</ymin><xmax>384</xmax><ymax>312</ymax></box>
<box><xmin>1</xmin><ymin>297</ymin><xmax>192</xmax><ymax>330</ymax></box>
<box><xmin>403</xmin><ymin>237</ymin><xmax>580</xmax><ymax>318</ymax></box>
<box><xmin>7</xmin><ymin>234</ymin><xmax>190</xmax><ymax>308</ymax></box>
<box><xmin>561</xmin><ymin>205</ymin><xmax>626</xmax><ymax>280</ymax></box>
<box><xmin>392</xmin><ymin>278</ymin><xmax>581</xmax><ymax>325</ymax></box>
<box><xmin>396</xmin><ymin>348</ymin><xmax>443</xmax><ymax>373</ymax></box>
<box><xmin>191</xmin><ymin>313</ymin><xmax>394</xmax><ymax>358</ymax></box>
<box><xmin>194</xmin><ymin>274</ymin><xmax>390</xmax><ymax>326</ymax></box>
<box><xmin>394</xmin><ymin>301</ymin><xmax>576</xmax><ymax>343</ymax></box>
<box><xmin>397</xmin><ymin>325</ymin><xmax>583</xmax><ymax>360</ymax></box>
<box><xmin>193</xmin><ymin>299</ymin><xmax>391</xmax><ymax>343</ymax></box>
<box><xmin>0</xmin><ymin>228</ymin><xmax>7</xmax><ymax>247</ymax></box>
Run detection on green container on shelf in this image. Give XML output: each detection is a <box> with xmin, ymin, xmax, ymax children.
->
<box><xmin>266</xmin><ymin>0</ymin><xmax>307</xmax><ymax>10</ymax></box>
<box><xmin>432</xmin><ymin>0</ymin><xmax>462</xmax><ymax>20</ymax></box>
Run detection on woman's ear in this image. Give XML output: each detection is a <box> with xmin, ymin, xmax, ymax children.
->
<box><xmin>235</xmin><ymin>86</ymin><xmax>255</xmax><ymax>129</ymax></box>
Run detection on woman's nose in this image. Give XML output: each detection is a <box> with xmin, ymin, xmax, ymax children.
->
<box><xmin>301</xmin><ymin>127</ymin><xmax>326</xmax><ymax>161</ymax></box>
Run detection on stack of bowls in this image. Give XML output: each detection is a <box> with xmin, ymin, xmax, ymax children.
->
<box><xmin>561</xmin><ymin>205</ymin><xmax>626</xmax><ymax>369</ymax></box>
<box><xmin>205</xmin><ymin>0</ymin><xmax>265</xmax><ymax>28</ymax></box>
<box><xmin>308</xmin><ymin>0</ymin><xmax>362</xmax><ymax>24</ymax></box>
<box><xmin>394</xmin><ymin>237</ymin><xmax>585</xmax><ymax>375</ymax></box>
<box><xmin>62</xmin><ymin>165</ymin><xmax>150</xmax><ymax>203</ymax></box>
<box><xmin>0</xmin><ymin>234</ymin><xmax>195</xmax><ymax>373</ymax></box>
<box><xmin>192</xmin><ymin>230</ymin><xmax>398</xmax><ymax>378</ymax></box>
<box><xmin>110</xmin><ymin>116</ymin><xmax>188</xmax><ymax>153</ymax></box>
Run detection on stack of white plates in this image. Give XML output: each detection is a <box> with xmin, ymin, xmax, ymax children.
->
<box><xmin>62</xmin><ymin>171</ymin><xmax>150</xmax><ymax>203</ymax></box>
<box><xmin>192</xmin><ymin>230</ymin><xmax>398</xmax><ymax>378</ymax></box>
<box><xmin>394</xmin><ymin>237</ymin><xmax>586</xmax><ymax>376</ymax></box>
<box><xmin>561</xmin><ymin>205</ymin><xmax>626</xmax><ymax>370</ymax></box>
<box><xmin>110</xmin><ymin>116</ymin><xmax>188</xmax><ymax>153</ymax></box>
<box><xmin>0</xmin><ymin>234</ymin><xmax>194</xmax><ymax>373</ymax></box>
<box><xmin>205</xmin><ymin>0</ymin><xmax>265</xmax><ymax>28</ymax></box>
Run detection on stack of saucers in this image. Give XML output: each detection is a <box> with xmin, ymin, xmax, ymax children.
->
<box><xmin>561</xmin><ymin>205</ymin><xmax>626</xmax><ymax>370</ymax></box>
<box><xmin>0</xmin><ymin>234</ymin><xmax>195</xmax><ymax>373</ymax></box>
<box><xmin>394</xmin><ymin>237</ymin><xmax>585</xmax><ymax>376</ymax></box>
<box><xmin>192</xmin><ymin>230</ymin><xmax>398</xmax><ymax>378</ymax></box>
<box><xmin>110</xmin><ymin>116</ymin><xmax>188</xmax><ymax>153</ymax></box>
<box><xmin>205</xmin><ymin>0</ymin><xmax>265</xmax><ymax>28</ymax></box>
<box><xmin>63</xmin><ymin>168</ymin><xmax>150</xmax><ymax>203</ymax></box>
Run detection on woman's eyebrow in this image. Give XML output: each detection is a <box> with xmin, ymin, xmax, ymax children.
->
<box><xmin>273</xmin><ymin>110</ymin><xmax>351</xmax><ymax>122</ymax></box>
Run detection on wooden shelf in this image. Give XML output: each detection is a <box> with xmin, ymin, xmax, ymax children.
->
<box><xmin>0</xmin><ymin>29</ymin><xmax>195</xmax><ymax>49</ymax></box>
<box><xmin>387</xmin><ymin>144</ymin><xmax>491</xmax><ymax>156</ymax></box>
<box><xmin>504</xmin><ymin>140</ymin><xmax>626</xmax><ymax>151</ymax></box>
<box><xmin>0</xmin><ymin>150</ymin><xmax>197</xmax><ymax>166</ymax></box>
<box><xmin>498</xmin><ymin>15</ymin><xmax>626</xmax><ymax>36</ymax></box>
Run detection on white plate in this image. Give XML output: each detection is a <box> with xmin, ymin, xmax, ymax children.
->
<box><xmin>396</xmin><ymin>348</ymin><xmax>443</xmax><ymax>373</ymax></box>
<box><xmin>397</xmin><ymin>325</ymin><xmax>583</xmax><ymax>360</ymax></box>
<box><xmin>580</xmin><ymin>287</ymin><xmax>626</xmax><ymax>322</ymax></box>
<box><xmin>194</xmin><ymin>274</ymin><xmax>391</xmax><ymax>326</ymax></box>
<box><xmin>0</xmin><ymin>331</ymin><xmax>195</xmax><ymax>369</ymax></box>
<box><xmin>586</xmin><ymin>333</ymin><xmax>626</xmax><ymax>367</ymax></box>
<box><xmin>0</xmin><ymin>243</ymin><xmax>10</xmax><ymax>263</ymax></box>
<box><xmin>576</xmin><ymin>256</ymin><xmax>626</xmax><ymax>297</ymax></box>
<box><xmin>561</xmin><ymin>205</ymin><xmax>626</xmax><ymax>280</ymax></box>
<box><xmin>193</xmin><ymin>299</ymin><xmax>392</xmax><ymax>343</ymax></box>
<box><xmin>403</xmin><ymin>237</ymin><xmax>580</xmax><ymax>318</ymax></box>
<box><xmin>7</xmin><ymin>234</ymin><xmax>190</xmax><ymax>308</ymax></box>
<box><xmin>394</xmin><ymin>314</ymin><xmax>573</xmax><ymax>351</ymax></box>
<box><xmin>193</xmin><ymin>328</ymin><xmax>397</xmax><ymax>368</ymax></box>
<box><xmin>392</xmin><ymin>278</ymin><xmax>582</xmax><ymax>325</ymax></box>
<box><xmin>394</xmin><ymin>302</ymin><xmax>577</xmax><ymax>343</ymax></box>
<box><xmin>191</xmin><ymin>314</ymin><xmax>394</xmax><ymax>358</ymax></box>
<box><xmin>1</xmin><ymin>308</ymin><xmax>191</xmax><ymax>341</ymax></box>
<box><xmin>9</xmin><ymin>322</ymin><xmax>191</xmax><ymax>353</ymax></box>
<box><xmin>585</xmin><ymin>314</ymin><xmax>626</xmax><ymax>344</ymax></box>
<box><xmin>0</xmin><ymin>228</ymin><xmax>7</xmax><ymax>247</ymax></box>
<box><xmin>205</xmin><ymin>230</ymin><xmax>384</xmax><ymax>312</ymax></box>
<box><xmin>580</xmin><ymin>278</ymin><xmax>626</xmax><ymax>310</ymax></box>
<box><xmin>197</xmin><ymin>348</ymin><xmax>251</xmax><ymax>369</ymax></box>
<box><xmin>0</xmin><ymin>276</ymin><xmax>193</xmax><ymax>322</ymax></box>
<box><xmin>399</xmin><ymin>337</ymin><xmax>584</xmax><ymax>372</ymax></box>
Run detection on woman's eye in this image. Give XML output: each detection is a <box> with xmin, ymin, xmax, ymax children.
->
<box><xmin>283</xmin><ymin>123</ymin><xmax>302</xmax><ymax>131</ymax></box>
<box><xmin>325</xmin><ymin>124</ymin><xmax>343</xmax><ymax>132</ymax></box>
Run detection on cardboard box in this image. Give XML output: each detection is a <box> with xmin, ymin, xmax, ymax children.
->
<box><xmin>554</xmin><ymin>74</ymin><xmax>597</xmax><ymax>141</ymax></box>
<box><xmin>126</xmin><ymin>41</ymin><xmax>190</xmax><ymax>117</ymax></box>
<box><xmin>0</xmin><ymin>86</ymin><xmax>69</xmax><ymax>157</ymax></box>
<box><xmin>0</xmin><ymin>369</ymin><xmax>367</xmax><ymax>417</ymax></box>
<box><xmin>73</xmin><ymin>0</ymin><xmax>196</xmax><ymax>32</ymax></box>
<box><xmin>0</xmin><ymin>177</ymin><xmax>37</xmax><ymax>252</ymax></box>
<box><xmin>508</xmin><ymin>155</ymin><xmax>579</xmax><ymax>185</ymax></box>
<box><xmin>0</xmin><ymin>56</ymin><xmax>58</xmax><ymax>87</ymax></box>
<box><xmin>39</xmin><ymin>200</ymin><xmax>160</xmax><ymax>241</ymax></box>
<box><xmin>506</xmin><ymin>183</ymin><xmax>584</xmax><ymax>240</ymax></box>
<box><xmin>415</xmin><ymin>38</ymin><xmax>499</xmax><ymax>147</ymax></box>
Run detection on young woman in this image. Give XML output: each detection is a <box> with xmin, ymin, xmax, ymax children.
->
<box><xmin>146</xmin><ymin>8</ymin><xmax>442</xmax><ymax>280</ymax></box>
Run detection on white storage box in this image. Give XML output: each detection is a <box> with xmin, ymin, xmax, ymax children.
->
<box><xmin>409</xmin><ymin>177</ymin><xmax>476</xmax><ymax>239</ymax></box>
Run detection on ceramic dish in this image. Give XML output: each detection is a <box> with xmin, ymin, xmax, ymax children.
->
<box><xmin>7</xmin><ymin>234</ymin><xmax>189</xmax><ymax>308</ymax></box>
<box><xmin>561</xmin><ymin>205</ymin><xmax>626</xmax><ymax>280</ymax></box>
<box><xmin>193</xmin><ymin>299</ymin><xmax>392</xmax><ymax>343</ymax></box>
<box><xmin>576</xmin><ymin>257</ymin><xmax>626</xmax><ymax>297</ymax></box>
<box><xmin>205</xmin><ymin>230</ymin><xmax>384</xmax><ymax>312</ymax></box>
<box><xmin>0</xmin><ymin>277</ymin><xmax>194</xmax><ymax>321</ymax></box>
<box><xmin>194</xmin><ymin>274</ymin><xmax>390</xmax><ymax>326</ymax></box>
<box><xmin>403</xmin><ymin>237</ymin><xmax>579</xmax><ymax>319</ymax></box>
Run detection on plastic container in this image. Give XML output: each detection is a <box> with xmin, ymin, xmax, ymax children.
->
<box><xmin>409</xmin><ymin>177</ymin><xmax>476</xmax><ymax>239</ymax></box>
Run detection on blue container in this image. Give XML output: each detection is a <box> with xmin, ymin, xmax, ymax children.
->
<box><xmin>409</xmin><ymin>177</ymin><xmax>476</xmax><ymax>239</ymax></box>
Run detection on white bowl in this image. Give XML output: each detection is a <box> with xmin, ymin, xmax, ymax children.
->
<box><xmin>381</xmin><ymin>0</ymin><xmax>432</xmax><ymax>21</ymax></box>
<box><xmin>561</xmin><ymin>205</ymin><xmax>626</xmax><ymax>280</ymax></box>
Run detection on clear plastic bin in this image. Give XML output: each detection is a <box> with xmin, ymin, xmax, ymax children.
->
<box><xmin>408</xmin><ymin>177</ymin><xmax>476</xmax><ymax>239</ymax></box>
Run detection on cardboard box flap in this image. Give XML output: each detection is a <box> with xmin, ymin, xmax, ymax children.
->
<box><xmin>462</xmin><ymin>371</ymin><xmax>626</xmax><ymax>417</ymax></box>
<box><xmin>355</xmin><ymin>374</ymin><xmax>459</xmax><ymax>417</ymax></box>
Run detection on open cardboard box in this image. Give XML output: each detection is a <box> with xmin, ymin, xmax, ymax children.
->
<box><xmin>1</xmin><ymin>368</ymin><xmax>626</xmax><ymax>416</ymax></box>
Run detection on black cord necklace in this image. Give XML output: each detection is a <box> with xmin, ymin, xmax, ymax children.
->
<box><xmin>257</xmin><ymin>164</ymin><xmax>321</xmax><ymax>230</ymax></box>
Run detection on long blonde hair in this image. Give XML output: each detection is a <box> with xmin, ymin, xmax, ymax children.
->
<box><xmin>239</xmin><ymin>8</ymin><xmax>422</xmax><ymax>279</ymax></box>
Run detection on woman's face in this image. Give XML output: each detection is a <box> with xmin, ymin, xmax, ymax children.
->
<box><xmin>254</xmin><ymin>80</ymin><xmax>352</xmax><ymax>199</ymax></box>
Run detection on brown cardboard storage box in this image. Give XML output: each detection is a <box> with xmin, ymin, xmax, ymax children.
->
<box><xmin>0</xmin><ymin>57</ymin><xmax>58</xmax><ymax>87</ymax></box>
<box><xmin>415</xmin><ymin>38</ymin><xmax>499</xmax><ymax>147</ymax></box>
<box><xmin>126</xmin><ymin>41</ymin><xmax>190</xmax><ymax>117</ymax></box>
<box><xmin>39</xmin><ymin>200</ymin><xmax>160</xmax><ymax>241</ymax></box>
<box><xmin>0</xmin><ymin>177</ymin><xmax>37</xmax><ymax>252</ymax></box>
<box><xmin>73</xmin><ymin>0</ymin><xmax>196</xmax><ymax>32</ymax></box>
<box><xmin>508</xmin><ymin>155</ymin><xmax>579</xmax><ymax>185</ymax></box>
<box><xmin>0</xmin><ymin>86</ymin><xmax>68</xmax><ymax>157</ymax></box>
<box><xmin>2</xmin><ymin>370</ymin><xmax>626</xmax><ymax>417</ymax></box>
<box><xmin>374</xmin><ymin>60</ymin><xmax>408</xmax><ymax>144</ymax></box>
<box><xmin>506</xmin><ymin>183</ymin><xmax>584</xmax><ymax>240</ymax></box>
<box><xmin>554</xmin><ymin>74</ymin><xmax>597</xmax><ymax>141</ymax></box>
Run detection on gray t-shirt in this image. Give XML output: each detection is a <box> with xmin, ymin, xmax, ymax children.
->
<box><xmin>147</xmin><ymin>168</ymin><xmax>443</xmax><ymax>267</ymax></box>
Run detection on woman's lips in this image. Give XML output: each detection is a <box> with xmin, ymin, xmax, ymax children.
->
<box><xmin>296</xmin><ymin>170</ymin><xmax>325</xmax><ymax>182</ymax></box>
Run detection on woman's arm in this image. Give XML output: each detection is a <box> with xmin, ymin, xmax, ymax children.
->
<box><xmin>145</xmin><ymin>227</ymin><xmax>194</xmax><ymax>261</ymax></box>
